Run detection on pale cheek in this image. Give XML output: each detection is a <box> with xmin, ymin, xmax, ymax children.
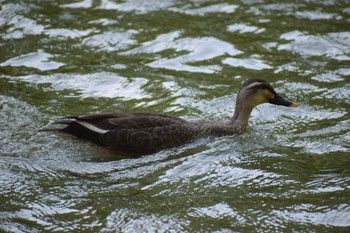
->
<box><xmin>262</xmin><ymin>97</ymin><xmax>270</xmax><ymax>104</ymax></box>
<box><xmin>253</xmin><ymin>96</ymin><xmax>268</xmax><ymax>106</ymax></box>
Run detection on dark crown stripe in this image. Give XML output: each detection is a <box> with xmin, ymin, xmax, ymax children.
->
<box><xmin>242</xmin><ymin>81</ymin><xmax>276</xmax><ymax>94</ymax></box>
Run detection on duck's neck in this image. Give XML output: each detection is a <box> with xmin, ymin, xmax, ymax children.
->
<box><xmin>229</xmin><ymin>100</ymin><xmax>254</xmax><ymax>133</ymax></box>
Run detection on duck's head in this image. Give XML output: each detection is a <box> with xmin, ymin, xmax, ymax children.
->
<box><xmin>231</xmin><ymin>78</ymin><xmax>297</xmax><ymax>131</ymax></box>
<box><xmin>236</xmin><ymin>78</ymin><xmax>298</xmax><ymax>108</ymax></box>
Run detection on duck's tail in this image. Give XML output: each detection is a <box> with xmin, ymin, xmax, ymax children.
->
<box><xmin>39</xmin><ymin>117</ymin><xmax>102</xmax><ymax>144</ymax></box>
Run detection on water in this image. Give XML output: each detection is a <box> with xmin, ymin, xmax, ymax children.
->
<box><xmin>1</xmin><ymin>0</ymin><xmax>350</xmax><ymax>232</ymax></box>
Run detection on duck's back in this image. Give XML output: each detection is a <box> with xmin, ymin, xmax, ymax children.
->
<box><xmin>54</xmin><ymin>112</ymin><xmax>200</xmax><ymax>155</ymax></box>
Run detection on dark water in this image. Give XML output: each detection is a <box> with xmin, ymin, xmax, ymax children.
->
<box><xmin>1</xmin><ymin>0</ymin><xmax>350</xmax><ymax>232</ymax></box>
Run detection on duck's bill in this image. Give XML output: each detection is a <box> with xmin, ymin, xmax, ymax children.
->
<box><xmin>270</xmin><ymin>94</ymin><xmax>298</xmax><ymax>107</ymax></box>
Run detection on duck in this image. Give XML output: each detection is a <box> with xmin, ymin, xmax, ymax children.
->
<box><xmin>41</xmin><ymin>78</ymin><xmax>297</xmax><ymax>156</ymax></box>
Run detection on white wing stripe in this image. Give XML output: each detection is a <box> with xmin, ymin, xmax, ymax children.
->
<box><xmin>76</xmin><ymin>121</ymin><xmax>109</xmax><ymax>134</ymax></box>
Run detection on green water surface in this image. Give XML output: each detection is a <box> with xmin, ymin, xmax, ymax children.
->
<box><xmin>1</xmin><ymin>0</ymin><xmax>350</xmax><ymax>232</ymax></box>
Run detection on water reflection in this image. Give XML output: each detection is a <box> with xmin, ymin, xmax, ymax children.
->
<box><xmin>83</xmin><ymin>30</ymin><xmax>138</xmax><ymax>52</ymax></box>
<box><xmin>9</xmin><ymin>73</ymin><xmax>149</xmax><ymax>99</ymax></box>
<box><xmin>170</xmin><ymin>3</ymin><xmax>238</xmax><ymax>16</ymax></box>
<box><xmin>122</xmin><ymin>31</ymin><xmax>242</xmax><ymax>73</ymax></box>
<box><xmin>275</xmin><ymin>204</ymin><xmax>350</xmax><ymax>227</ymax></box>
<box><xmin>296</xmin><ymin>10</ymin><xmax>341</xmax><ymax>20</ymax></box>
<box><xmin>227</xmin><ymin>23</ymin><xmax>265</xmax><ymax>34</ymax></box>
<box><xmin>45</xmin><ymin>28</ymin><xmax>93</xmax><ymax>39</ymax></box>
<box><xmin>98</xmin><ymin>0</ymin><xmax>174</xmax><ymax>13</ymax></box>
<box><xmin>0</xmin><ymin>50</ymin><xmax>64</xmax><ymax>71</ymax></box>
<box><xmin>279</xmin><ymin>31</ymin><xmax>350</xmax><ymax>60</ymax></box>
<box><xmin>62</xmin><ymin>0</ymin><xmax>93</xmax><ymax>9</ymax></box>
<box><xmin>0</xmin><ymin>3</ymin><xmax>45</xmax><ymax>39</ymax></box>
<box><xmin>103</xmin><ymin>209</ymin><xmax>189</xmax><ymax>232</ymax></box>
<box><xmin>223</xmin><ymin>57</ymin><xmax>272</xmax><ymax>70</ymax></box>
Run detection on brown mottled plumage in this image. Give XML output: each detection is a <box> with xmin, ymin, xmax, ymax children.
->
<box><xmin>41</xmin><ymin>78</ymin><xmax>297</xmax><ymax>155</ymax></box>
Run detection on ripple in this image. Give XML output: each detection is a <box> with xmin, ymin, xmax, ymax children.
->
<box><xmin>0</xmin><ymin>49</ymin><xmax>64</xmax><ymax>71</ymax></box>
<box><xmin>103</xmin><ymin>209</ymin><xmax>189</xmax><ymax>232</ymax></box>
<box><xmin>317</xmin><ymin>86</ymin><xmax>350</xmax><ymax>104</ymax></box>
<box><xmin>193</xmin><ymin>94</ymin><xmax>233</xmax><ymax>119</ymax></box>
<box><xmin>227</xmin><ymin>23</ymin><xmax>265</xmax><ymax>34</ymax></box>
<box><xmin>45</xmin><ymin>28</ymin><xmax>94</xmax><ymax>39</ymax></box>
<box><xmin>10</xmin><ymin>72</ymin><xmax>149</xmax><ymax>99</ymax></box>
<box><xmin>121</xmin><ymin>31</ymin><xmax>181</xmax><ymax>54</ymax></box>
<box><xmin>61</xmin><ymin>0</ymin><xmax>93</xmax><ymax>9</ymax></box>
<box><xmin>279</xmin><ymin>31</ymin><xmax>350</xmax><ymax>60</ymax></box>
<box><xmin>0</xmin><ymin>3</ymin><xmax>28</xmax><ymax>27</ymax></box>
<box><xmin>222</xmin><ymin>57</ymin><xmax>272</xmax><ymax>70</ymax></box>
<box><xmin>260</xmin><ymin>3</ymin><xmax>304</xmax><ymax>12</ymax></box>
<box><xmin>121</xmin><ymin>31</ymin><xmax>242</xmax><ymax>73</ymax></box>
<box><xmin>189</xmin><ymin>202</ymin><xmax>239</xmax><ymax>219</ymax></box>
<box><xmin>296</xmin><ymin>10</ymin><xmax>341</xmax><ymax>20</ymax></box>
<box><xmin>285</xmin><ymin>105</ymin><xmax>345</xmax><ymax>121</ymax></box>
<box><xmin>283</xmin><ymin>82</ymin><xmax>327</xmax><ymax>96</ymax></box>
<box><xmin>305</xmin><ymin>175</ymin><xmax>349</xmax><ymax>194</ymax></box>
<box><xmin>0</xmin><ymin>4</ymin><xmax>45</xmax><ymax>40</ymax></box>
<box><xmin>98</xmin><ymin>0</ymin><xmax>175</xmax><ymax>14</ymax></box>
<box><xmin>82</xmin><ymin>30</ymin><xmax>139</xmax><ymax>51</ymax></box>
<box><xmin>293</xmin><ymin>140</ymin><xmax>349</xmax><ymax>154</ymax></box>
<box><xmin>88</xmin><ymin>18</ymin><xmax>118</xmax><ymax>26</ymax></box>
<box><xmin>273</xmin><ymin>204</ymin><xmax>350</xmax><ymax>227</ymax></box>
<box><xmin>296</xmin><ymin>119</ymin><xmax>350</xmax><ymax>138</ymax></box>
<box><xmin>170</xmin><ymin>3</ymin><xmax>238</xmax><ymax>16</ymax></box>
<box><xmin>311</xmin><ymin>71</ymin><xmax>345</xmax><ymax>83</ymax></box>
<box><xmin>141</xmin><ymin>138</ymin><xmax>288</xmax><ymax>194</ymax></box>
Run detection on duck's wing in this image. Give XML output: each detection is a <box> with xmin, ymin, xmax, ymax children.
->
<box><xmin>100</xmin><ymin>121</ymin><xmax>196</xmax><ymax>155</ymax></box>
<box><xmin>75</xmin><ymin>112</ymin><xmax>187</xmax><ymax>130</ymax></box>
<box><xmin>42</xmin><ymin>112</ymin><xmax>193</xmax><ymax>155</ymax></box>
